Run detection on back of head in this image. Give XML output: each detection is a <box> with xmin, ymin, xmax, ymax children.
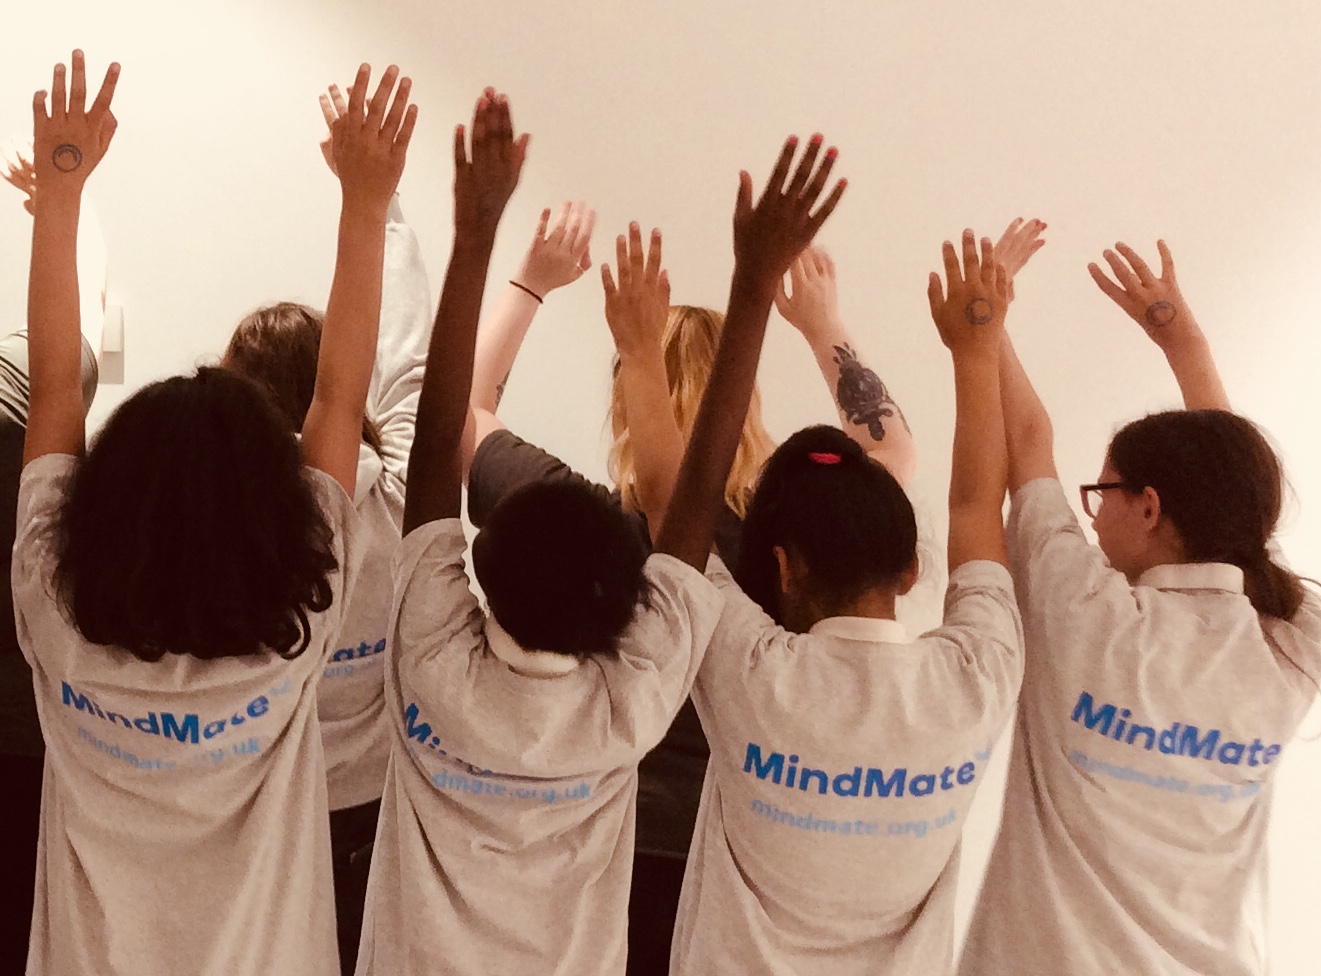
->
<box><xmin>56</xmin><ymin>367</ymin><xmax>339</xmax><ymax>661</ymax></box>
<box><xmin>735</xmin><ymin>425</ymin><xmax>918</xmax><ymax>626</ymax></box>
<box><xmin>472</xmin><ymin>480</ymin><xmax>651</xmax><ymax>657</ymax></box>
<box><xmin>223</xmin><ymin>302</ymin><xmax>380</xmax><ymax>451</ymax></box>
<box><xmin>1108</xmin><ymin>409</ymin><xmax>1303</xmax><ymax>619</ymax></box>
<box><xmin>608</xmin><ymin>305</ymin><xmax>775</xmax><ymax>517</ymax></box>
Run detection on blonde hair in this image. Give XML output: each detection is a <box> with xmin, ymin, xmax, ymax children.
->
<box><xmin>608</xmin><ymin>305</ymin><xmax>776</xmax><ymax>518</ymax></box>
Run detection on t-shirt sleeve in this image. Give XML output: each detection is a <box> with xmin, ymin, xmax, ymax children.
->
<box><xmin>305</xmin><ymin>467</ymin><xmax>367</xmax><ymax>624</ymax></box>
<box><xmin>1008</xmin><ymin>477</ymin><xmax>1136</xmax><ymax>657</ymax></box>
<box><xmin>12</xmin><ymin>454</ymin><xmax>80</xmax><ymax>670</ymax></box>
<box><xmin>1262</xmin><ymin>582</ymin><xmax>1321</xmax><ymax>694</ymax></box>
<box><xmin>467</xmin><ymin>429</ymin><xmax>626</xmax><ymax>528</ymax></box>
<box><xmin>921</xmin><ymin>559</ymin><xmax>1025</xmax><ymax>730</ymax></box>
<box><xmin>369</xmin><ymin>198</ymin><xmax>432</xmax><ymax>489</ymax></box>
<box><xmin>597</xmin><ymin>552</ymin><xmax>725</xmax><ymax>756</ymax></box>
<box><xmin>695</xmin><ymin>555</ymin><xmax>791</xmax><ymax>694</ymax></box>
<box><xmin>388</xmin><ymin>519</ymin><xmax>487</xmax><ymax>717</ymax></box>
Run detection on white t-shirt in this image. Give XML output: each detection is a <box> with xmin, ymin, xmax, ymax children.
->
<box><xmin>670</xmin><ymin>557</ymin><xmax>1023</xmax><ymax>976</ymax></box>
<box><xmin>959</xmin><ymin>478</ymin><xmax>1321</xmax><ymax>976</ymax></box>
<box><xmin>355</xmin><ymin>520</ymin><xmax>724</xmax><ymax>976</ymax></box>
<box><xmin>319</xmin><ymin>198</ymin><xmax>431</xmax><ymax>811</ymax></box>
<box><xmin>16</xmin><ymin>455</ymin><xmax>362</xmax><ymax>976</ymax></box>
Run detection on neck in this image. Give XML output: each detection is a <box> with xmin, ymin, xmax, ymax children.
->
<box><xmin>786</xmin><ymin>587</ymin><xmax>899</xmax><ymax>632</ymax></box>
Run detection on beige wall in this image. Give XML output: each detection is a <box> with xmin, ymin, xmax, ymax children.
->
<box><xmin>3</xmin><ymin>0</ymin><xmax>1319</xmax><ymax>967</ymax></box>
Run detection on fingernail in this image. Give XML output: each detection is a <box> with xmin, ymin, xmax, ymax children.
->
<box><xmin>787</xmin><ymin>135</ymin><xmax>799</xmax><ymax>146</ymax></box>
<box><xmin>810</xmin><ymin>133</ymin><xmax>823</xmax><ymax>145</ymax></box>
<box><xmin>826</xmin><ymin>147</ymin><xmax>838</xmax><ymax>159</ymax></box>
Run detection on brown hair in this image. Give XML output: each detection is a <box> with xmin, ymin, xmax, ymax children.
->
<box><xmin>607</xmin><ymin>305</ymin><xmax>775</xmax><ymax>517</ymax></box>
<box><xmin>1108</xmin><ymin>409</ymin><xmax>1304</xmax><ymax>620</ymax></box>
<box><xmin>222</xmin><ymin>302</ymin><xmax>381</xmax><ymax>452</ymax></box>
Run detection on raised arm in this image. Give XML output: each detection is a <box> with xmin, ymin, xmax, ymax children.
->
<box><xmin>470</xmin><ymin>200</ymin><xmax>594</xmax><ymax>413</ymax></box>
<box><xmin>4</xmin><ymin>134</ymin><xmax>106</xmax><ymax>356</ymax></box>
<box><xmin>25</xmin><ymin>51</ymin><xmax>118</xmax><ymax>464</ymax></box>
<box><xmin>403</xmin><ymin>90</ymin><xmax>526</xmax><ymax>535</ymax></box>
<box><xmin>773</xmin><ymin>245</ymin><xmax>916</xmax><ymax>485</ymax></box>
<box><xmin>301</xmin><ymin>65</ymin><xmax>415</xmax><ymax>494</ymax></box>
<box><xmin>989</xmin><ymin>216</ymin><xmax>1057</xmax><ymax>492</ymax></box>
<box><xmin>655</xmin><ymin>135</ymin><xmax>845</xmax><ymax>568</ymax></box>
<box><xmin>318</xmin><ymin>85</ymin><xmax>432</xmax><ymax>486</ymax></box>
<box><xmin>601</xmin><ymin>222</ymin><xmax>682</xmax><ymax>533</ymax></box>
<box><xmin>1089</xmin><ymin>240</ymin><xmax>1230</xmax><ymax>411</ymax></box>
<box><xmin>928</xmin><ymin>230</ymin><xmax>1009</xmax><ymax>569</ymax></box>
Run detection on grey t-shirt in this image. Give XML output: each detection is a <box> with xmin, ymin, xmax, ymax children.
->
<box><xmin>0</xmin><ymin>331</ymin><xmax>97</xmax><ymax>758</ymax></box>
<box><xmin>467</xmin><ymin>427</ymin><xmax>743</xmax><ymax>858</ymax></box>
<box><xmin>356</xmin><ymin>519</ymin><xmax>724</xmax><ymax>976</ymax></box>
<box><xmin>959</xmin><ymin>478</ymin><xmax>1321</xmax><ymax>976</ymax></box>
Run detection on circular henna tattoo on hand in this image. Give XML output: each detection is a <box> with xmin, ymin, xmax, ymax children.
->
<box><xmin>52</xmin><ymin>144</ymin><xmax>84</xmax><ymax>173</ymax></box>
<box><xmin>1145</xmin><ymin>301</ymin><xmax>1177</xmax><ymax>328</ymax></box>
<box><xmin>965</xmin><ymin>298</ymin><xmax>993</xmax><ymax>325</ymax></box>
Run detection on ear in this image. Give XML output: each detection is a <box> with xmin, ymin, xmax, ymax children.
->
<box><xmin>1139</xmin><ymin>485</ymin><xmax>1163</xmax><ymax>533</ymax></box>
<box><xmin>896</xmin><ymin>552</ymin><xmax>920</xmax><ymax>596</ymax></box>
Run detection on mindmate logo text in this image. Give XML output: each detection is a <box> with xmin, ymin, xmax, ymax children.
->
<box><xmin>61</xmin><ymin>681</ymin><xmax>273</xmax><ymax>746</ymax></box>
<box><xmin>742</xmin><ymin>743</ymin><xmax>980</xmax><ymax>799</ymax></box>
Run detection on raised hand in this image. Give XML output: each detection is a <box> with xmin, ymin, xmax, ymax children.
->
<box><xmin>774</xmin><ymin>244</ymin><xmax>841</xmax><ymax>338</ymax></box>
<box><xmin>317</xmin><ymin>84</ymin><xmax>348</xmax><ymax>176</ymax></box>
<box><xmin>602</xmin><ymin>222</ymin><xmax>669</xmax><ymax>356</ymax></box>
<box><xmin>992</xmin><ymin>217</ymin><xmax>1046</xmax><ymax>301</ymax></box>
<box><xmin>1089</xmin><ymin>241</ymin><xmax>1195</xmax><ymax>348</ymax></box>
<box><xmin>733</xmin><ymin>134</ymin><xmax>846</xmax><ymax>293</ymax></box>
<box><xmin>330</xmin><ymin>64</ymin><xmax>416</xmax><ymax>208</ymax></box>
<box><xmin>32</xmin><ymin>50</ymin><xmax>119</xmax><ymax>197</ymax></box>
<box><xmin>1</xmin><ymin>137</ymin><xmax>37</xmax><ymax>213</ymax></box>
<box><xmin>928</xmin><ymin>229</ymin><xmax>1009</xmax><ymax>355</ymax></box>
<box><xmin>514</xmin><ymin>200</ymin><xmax>595</xmax><ymax>298</ymax></box>
<box><xmin>453</xmin><ymin>88</ymin><xmax>528</xmax><ymax>241</ymax></box>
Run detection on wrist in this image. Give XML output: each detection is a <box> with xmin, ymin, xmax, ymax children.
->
<box><xmin>730</xmin><ymin>267</ymin><xmax>778</xmax><ymax>308</ymax></box>
<box><xmin>507</xmin><ymin>279</ymin><xmax>543</xmax><ymax>303</ymax></box>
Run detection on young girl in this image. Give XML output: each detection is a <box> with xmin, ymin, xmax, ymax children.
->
<box><xmin>354</xmin><ymin>91</ymin><xmax>726</xmax><ymax>976</ymax></box>
<box><xmin>463</xmin><ymin>206</ymin><xmax>915</xmax><ymax>976</ymax></box>
<box><xmin>18</xmin><ymin>54</ymin><xmax>415</xmax><ymax>975</ymax></box>
<box><xmin>656</xmin><ymin>214</ymin><xmax>1024</xmax><ymax>974</ymax></box>
<box><xmin>220</xmin><ymin>84</ymin><xmax>432</xmax><ymax>975</ymax></box>
<box><xmin>958</xmin><ymin>234</ymin><xmax>1321</xmax><ymax>975</ymax></box>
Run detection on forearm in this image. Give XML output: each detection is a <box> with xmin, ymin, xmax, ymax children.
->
<box><xmin>802</xmin><ymin>316</ymin><xmax>916</xmax><ymax>486</ymax></box>
<box><xmin>315</xmin><ymin>201</ymin><xmax>388</xmax><ymax>413</ymax></box>
<box><xmin>404</xmin><ymin>235</ymin><xmax>496</xmax><ymax>533</ymax></box>
<box><xmin>616</xmin><ymin>344</ymin><xmax>684</xmax><ymax>533</ymax></box>
<box><xmin>76</xmin><ymin>198</ymin><xmax>106</xmax><ymax>357</ymax></box>
<box><xmin>471</xmin><ymin>284</ymin><xmax>541</xmax><ymax>412</ymax></box>
<box><xmin>655</xmin><ymin>273</ymin><xmax>771</xmax><ymax>567</ymax></box>
<box><xmin>25</xmin><ymin>191</ymin><xmax>87</xmax><ymax>461</ymax></box>
<box><xmin>948</xmin><ymin>351</ymin><xmax>1008</xmax><ymax>568</ymax></box>
<box><xmin>999</xmin><ymin>336</ymin><xmax>1057</xmax><ymax>491</ymax></box>
<box><xmin>1161</xmin><ymin>329</ymin><xmax>1231</xmax><ymax>411</ymax></box>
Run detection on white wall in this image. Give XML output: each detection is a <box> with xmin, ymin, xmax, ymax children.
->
<box><xmin>3</xmin><ymin>0</ymin><xmax>1319</xmax><ymax>968</ymax></box>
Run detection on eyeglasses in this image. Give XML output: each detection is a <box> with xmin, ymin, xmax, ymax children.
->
<box><xmin>1079</xmin><ymin>482</ymin><xmax>1131</xmax><ymax>518</ymax></box>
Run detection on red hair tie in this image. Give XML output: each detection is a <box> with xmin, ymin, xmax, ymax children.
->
<box><xmin>808</xmin><ymin>451</ymin><xmax>842</xmax><ymax>465</ymax></box>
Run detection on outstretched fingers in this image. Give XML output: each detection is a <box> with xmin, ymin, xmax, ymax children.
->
<box><xmin>1157</xmin><ymin>239</ymin><xmax>1178</xmax><ymax>284</ymax></box>
<box><xmin>381</xmin><ymin>75</ymin><xmax>413</xmax><ymax>140</ymax></box>
<box><xmin>364</xmin><ymin>65</ymin><xmax>399</xmax><ymax>129</ymax></box>
<box><xmin>1087</xmin><ymin>262</ymin><xmax>1129</xmax><ymax>306</ymax></box>
<box><xmin>784</xmin><ymin>134</ymin><xmax>823</xmax><ymax>199</ymax></box>
<box><xmin>760</xmin><ymin>137</ymin><xmax>798</xmax><ymax>207</ymax></box>
<box><xmin>346</xmin><ymin>64</ymin><xmax>370</xmax><ymax>121</ymax></box>
<box><xmin>1114</xmin><ymin>242</ymin><xmax>1155</xmax><ymax>286</ymax></box>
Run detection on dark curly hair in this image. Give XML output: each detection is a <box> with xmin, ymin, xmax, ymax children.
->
<box><xmin>1108</xmin><ymin>409</ymin><xmax>1303</xmax><ymax>620</ymax></box>
<box><xmin>222</xmin><ymin>301</ymin><xmax>381</xmax><ymax>452</ymax></box>
<box><xmin>55</xmin><ymin>367</ymin><xmax>340</xmax><ymax>661</ymax></box>
<box><xmin>472</xmin><ymin>480</ymin><xmax>651</xmax><ymax>657</ymax></box>
<box><xmin>735</xmin><ymin>425</ymin><xmax>917</xmax><ymax>627</ymax></box>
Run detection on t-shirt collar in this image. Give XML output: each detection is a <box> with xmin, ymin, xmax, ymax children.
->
<box><xmin>808</xmin><ymin>615</ymin><xmax>908</xmax><ymax>644</ymax></box>
<box><xmin>1136</xmin><ymin>562</ymin><xmax>1245</xmax><ymax>594</ymax></box>
<box><xmin>485</xmin><ymin>616</ymin><xmax>582</xmax><ymax>677</ymax></box>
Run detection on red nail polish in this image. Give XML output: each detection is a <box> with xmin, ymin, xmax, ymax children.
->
<box><xmin>787</xmin><ymin>135</ymin><xmax>799</xmax><ymax>145</ymax></box>
<box><xmin>810</xmin><ymin>133</ymin><xmax>823</xmax><ymax>145</ymax></box>
<box><xmin>826</xmin><ymin>147</ymin><xmax>838</xmax><ymax>159</ymax></box>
